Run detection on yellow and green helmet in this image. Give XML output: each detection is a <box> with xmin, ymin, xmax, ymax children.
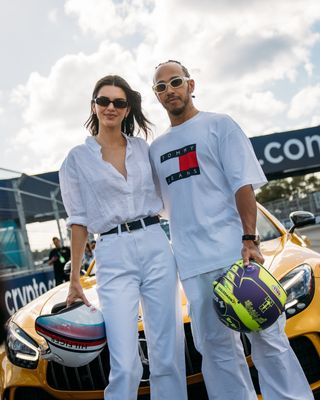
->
<box><xmin>213</xmin><ymin>260</ymin><xmax>287</xmax><ymax>332</ymax></box>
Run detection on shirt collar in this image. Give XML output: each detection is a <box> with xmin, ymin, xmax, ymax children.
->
<box><xmin>85</xmin><ymin>134</ymin><xmax>132</xmax><ymax>156</ymax></box>
<box><xmin>85</xmin><ymin>136</ymin><xmax>100</xmax><ymax>151</ymax></box>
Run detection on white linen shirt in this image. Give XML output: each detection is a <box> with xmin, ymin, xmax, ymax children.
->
<box><xmin>59</xmin><ymin>135</ymin><xmax>163</xmax><ymax>234</ymax></box>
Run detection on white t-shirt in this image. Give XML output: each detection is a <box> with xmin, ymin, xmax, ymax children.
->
<box><xmin>149</xmin><ymin>111</ymin><xmax>267</xmax><ymax>280</ymax></box>
<box><xmin>59</xmin><ymin>135</ymin><xmax>162</xmax><ymax>234</ymax></box>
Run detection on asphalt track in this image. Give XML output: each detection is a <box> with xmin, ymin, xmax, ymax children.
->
<box><xmin>139</xmin><ymin>382</ymin><xmax>208</xmax><ymax>399</ymax></box>
<box><xmin>139</xmin><ymin>382</ymin><xmax>320</xmax><ymax>400</ymax></box>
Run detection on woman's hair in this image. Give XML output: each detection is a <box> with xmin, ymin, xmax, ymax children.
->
<box><xmin>84</xmin><ymin>75</ymin><xmax>152</xmax><ymax>138</ymax></box>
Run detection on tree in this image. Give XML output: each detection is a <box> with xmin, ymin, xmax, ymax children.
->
<box><xmin>256</xmin><ymin>173</ymin><xmax>320</xmax><ymax>204</ymax></box>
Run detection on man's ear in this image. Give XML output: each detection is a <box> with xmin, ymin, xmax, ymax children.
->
<box><xmin>189</xmin><ymin>79</ymin><xmax>195</xmax><ymax>95</ymax></box>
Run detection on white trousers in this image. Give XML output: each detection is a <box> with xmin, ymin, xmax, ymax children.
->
<box><xmin>94</xmin><ymin>223</ymin><xmax>187</xmax><ymax>400</ymax></box>
<box><xmin>182</xmin><ymin>268</ymin><xmax>314</xmax><ymax>400</ymax></box>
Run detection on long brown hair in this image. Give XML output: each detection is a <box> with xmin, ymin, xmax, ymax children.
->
<box><xmin>84</xmin><ymin>75</ymin><xmax>152</xmax><ymax>138</ymax></box>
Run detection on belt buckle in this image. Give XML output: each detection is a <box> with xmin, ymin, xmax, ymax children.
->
<box><xmin>124</xmin><ymin>222</ymin><xmax>131</xmax><ymax>233</ymax></box>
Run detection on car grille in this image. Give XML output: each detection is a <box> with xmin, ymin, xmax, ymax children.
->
<box><xmin>184</xmin><ymin>322</ymin><xmax>202</xmax><ymax>375</ymax></box>
<box><xmin>47</xmin><ymin>346</ymin><xmax>110</xmax><ymax>390</ymax></box>
<box><xmin>47</xmin><ymin>323</ymin><xmax>202</xmax><ymax>391</ymax></box>
<box><xmin>47</xmin><ymin>328</ymin><xmax>320</xmax><ymax>393</ymax></box>
<box><xmin>290</xmin><ymin>336</ymin><xmax>320</xmax><ymax>384</ymax></box>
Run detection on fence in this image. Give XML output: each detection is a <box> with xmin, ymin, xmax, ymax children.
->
<box><xmin>0</xmin><ymin>167</ymin><xmax>66</xmax><ymax>273</ymax></box>
<box><xmin>262</xmin><ymin>191</ymin><xmax>320</xmax><ymax>227</ymax></box>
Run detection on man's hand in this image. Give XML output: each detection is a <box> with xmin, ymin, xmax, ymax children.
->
<box><xmin>66</xmin><ymin>280</ymin><xmax>91</xmax><ymax>307</ymax></box>
<box><xmin>241</xmin><ymin>241</ymin><xmax>264</xmax><ymax>266</ymax></box>
<box><xmin>48</xmin><ymin>255</ymin><xmax>58</xmax><ymax>266</ymax></box>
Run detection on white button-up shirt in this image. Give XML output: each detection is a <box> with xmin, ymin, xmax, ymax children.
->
<box><xmin>59</xmin><ymin>136</ymin><xmax>163</xmax><ymax>234</ymax></box>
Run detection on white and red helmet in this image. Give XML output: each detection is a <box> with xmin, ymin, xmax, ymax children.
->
<box><xmin>35</xmin><ymin>302</ymin><xmax>106</xmax><ymax>367</ymax></box>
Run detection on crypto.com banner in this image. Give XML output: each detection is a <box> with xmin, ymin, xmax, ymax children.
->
<box><xmin>250</xmin><ymin>126</ymin><xmax>320</xmax><ymax>180</ymax></box>
<box><xmin>2</xmin><ymin>268</ymin><xmax>55</xmax><ymax>319</ymax></box>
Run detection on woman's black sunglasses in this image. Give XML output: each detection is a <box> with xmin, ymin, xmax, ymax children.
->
<box><xmin>94</xmin><ymin>96</ymin><xmax>128</xmax><ymax>109</ymax></box>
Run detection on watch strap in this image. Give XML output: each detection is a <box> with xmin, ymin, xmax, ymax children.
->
<box><xmin>242</xmin><ymin>234</ymin><xmax>258</xmax><ymax>241</ymax></box>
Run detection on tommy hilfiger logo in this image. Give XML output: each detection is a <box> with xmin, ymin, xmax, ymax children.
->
<box><xmin>160</xmin><ymin>144</ymin><xmax>200</xmax><ymax>185</ymax></box>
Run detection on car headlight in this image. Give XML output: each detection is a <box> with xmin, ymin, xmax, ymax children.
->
<box><xmin>5</xmin><ymin>321</ymin><xmax>40</xmax><ymax>369</ymax></box>
<box><xmin>280</xmin><ymin>264</ymin><xmax>314</xmax><ymax>319</ymax></box>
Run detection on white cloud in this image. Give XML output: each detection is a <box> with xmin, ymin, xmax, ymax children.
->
<box><xmin>1</xmin><ymin>0</ymin><xmax>319</xmax><ymax>250</ymax></box>
<box><xmin>0</xmin><ymin>92</ymin><xmax>3</xmax><ymax>116</ymax></box>
<box><xmin>8</xmin><ymin>41</ymin><xmax>154</xmax><ymax>173</ymax></box>
<box><xmin>64</xmin><ymin>0</ymin><xmax>154</xmax><ymax>38</ymax></box>
<box><xmin>304</xmin><ymin>62</ymin><xmax>314</xmax><ymax>76</ymax></box>
<box><xmin>48</xmin><ymin>8</ymin><xmax>59</xmax><ymax>23</ymax></box>
<box><xmin>214</xmin><ymin>91</ymin><xmax>287</xmax><ymax>136</ymax></box>
<box><xmin>2</xmin><ymin>0</ymin><xmax>320</xmax><ymax>174</ymax></box>
<box><xmin>311</xmin><ymin>115</ymin><xmax>320</xmax><ymax>126</ymax></box>
<box><xmin>288</xmin><ymin>84</ymin><xmax>320</xmax><ymax>119</ymax></box>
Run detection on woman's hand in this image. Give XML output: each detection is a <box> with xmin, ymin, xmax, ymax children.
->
<box><xmin>66</xmin><ymin>280</ymin><xmax>91</xmax><ymax>307</ymax></box>
<box><xmin>241</xmin><ymin>241</ymin><xmax>264</xmax><ymax>266</ymax></box>
<box><xmin>67</xmin><ymin>224</ymin><xmax>90</xmax><ymax>307</ymax></box>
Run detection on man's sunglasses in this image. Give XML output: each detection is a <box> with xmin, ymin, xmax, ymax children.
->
<box><xmin>94</xmin><ymin>96</ymin><xmax>128</xmax><ymax>109</ymax></box>
<box><xmin>152</xmin><ymin>76</ymin><xmax>190</xmax><ymax>94</ymax></box>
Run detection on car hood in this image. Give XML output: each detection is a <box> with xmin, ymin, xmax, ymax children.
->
<box><xmin>261</xmin><ymin>233</ymin><xmax>320</xmax><ymax>279</ymax></box>
<box><xmin>259</xmin><ymin>236</ymin><xmax>285</xmax><ymax>273</ymax></box>
<box><xmin>11</xmin><ymin>274</ymin><xmax>189</xmax><ymax>346</ymax></box>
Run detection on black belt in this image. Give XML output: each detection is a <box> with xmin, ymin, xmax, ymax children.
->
<box><xmin>100</xmin><ymin>215</ymin><xmax>160</xmax><ymax>236</ymax></box>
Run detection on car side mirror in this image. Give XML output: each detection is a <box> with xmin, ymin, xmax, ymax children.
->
<box><xmin>288</xmin><ymin>211</ymin><xmax>316</xmax><ymax>233</ymax></box>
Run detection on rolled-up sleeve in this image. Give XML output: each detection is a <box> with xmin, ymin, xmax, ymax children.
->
<box><xmin>59</xmin><ymin>154</ymin><xmax>88</xmax><ymax>228</ymax></box>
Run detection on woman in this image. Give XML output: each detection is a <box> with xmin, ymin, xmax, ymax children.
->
<box><xmin>59</xmin><ymin>75</ymin><xmax>187</xmax><ymax>400</ymax></box>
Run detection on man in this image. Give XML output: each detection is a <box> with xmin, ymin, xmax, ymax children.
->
<box><xmin>90</xmin><ymin>239</ymin><xmax>96</xmax><ymax>251</ymax></box>
<box><xmin>48</xmin><ymin>237</ymin><xmax>70</xmax><ymax>285</ymax></box>
<box><xmin>149</xmin><ymin>60</ymin><xmax>313</xmax><ymax>400</ymax></box>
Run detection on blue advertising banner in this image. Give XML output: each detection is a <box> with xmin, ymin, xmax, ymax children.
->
<box><xmin>2</xmin><ymin>268</ymin><xmax>55</xmax><ymax>318</ymax></box>
<box><xmin>250</xmin><ymin>126</ymin><xmax>320</xmax><ymax>179</ymax></box>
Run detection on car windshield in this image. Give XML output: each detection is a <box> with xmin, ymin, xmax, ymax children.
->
<box><xmin>257</xmin><ymin>209</ymin><xmax>282</xmax><ymax>242</ymax></box>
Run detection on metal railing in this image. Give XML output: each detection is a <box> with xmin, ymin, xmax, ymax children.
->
<box><xmin>0</xmin><ymin>167</ymin><xmax>65</xmax><ymax>271</ymax></box>
<box><xmin>262</xmin><ymin>191</ymin><xmax>320</xmax><ymax>227</ymax></box>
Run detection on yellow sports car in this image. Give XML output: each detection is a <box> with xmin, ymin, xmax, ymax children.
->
<box><xmin>1</xmin><ymin>204</ymin><xmax>320</xmax><ymax>400</ymax></box>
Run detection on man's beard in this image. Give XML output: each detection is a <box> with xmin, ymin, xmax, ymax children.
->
<box><xmin>166</xmin><ymin>95</ymin><xmax>190</xmax><ymax>116</ymax></box>
<box><xmin>170</xmin><ymin>105</ymin><xmax>186</xmax><ymax>116</ymax></box>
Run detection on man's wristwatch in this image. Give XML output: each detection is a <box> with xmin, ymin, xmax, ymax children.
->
<box><xmin>242</xmin><ymin>234</ymin><xmax>260</xmax><ymax>246</ymax></box>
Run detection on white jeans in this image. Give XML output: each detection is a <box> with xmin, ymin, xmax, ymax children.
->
<box><xmin>94</xmin><ymin>223</ymin><xmax>187</xmax><ymax>400</ymax></box>
<box><xmin>182</xmin><ymin>268</ymin><xmax>314</xmax><ymax>400</ymax></box>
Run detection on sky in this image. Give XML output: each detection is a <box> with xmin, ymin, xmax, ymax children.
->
<box><xmin>1</xmin><ymin>0</ymin><xmax>320</xmax><ymax>249</ymax></box>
